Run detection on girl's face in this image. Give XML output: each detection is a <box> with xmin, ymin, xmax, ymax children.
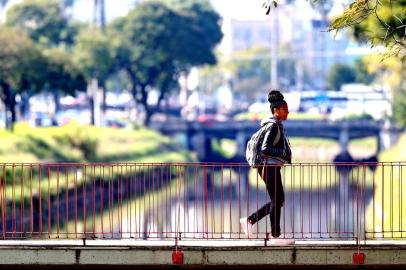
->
<box><xmin>274</xmin><ymin>103</ymin><xmax>289</xmax><ymax>121</ymax></box>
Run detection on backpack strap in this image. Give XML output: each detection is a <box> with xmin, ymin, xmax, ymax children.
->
<box><xmin>260</xmin><ymin>121</ymin><xmax>281</xmax><ymax>176</ymax></box>
<box><xmin>265</xmin><ymin>120</ymin><xmax>281</xmax><ymax>147</ymax></box>
<box><xmin>272</xmin><ymin>122</ymin><xmax>281</xmax><ymax>147</ymax></box>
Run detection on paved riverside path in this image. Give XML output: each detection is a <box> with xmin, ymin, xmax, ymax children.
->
<box><xmin>0</xmin><ymin>240</ymin><xmax>405</xmax><ymax>268</ymax></box>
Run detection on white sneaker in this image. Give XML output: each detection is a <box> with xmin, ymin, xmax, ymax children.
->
<box><xmin>268</xmin><ymin>238</ymin><xmax>295</xmax><ymax>245</ymax></box>
<box><xmin>240</xmin><ymin>217</ymin><xmax>253</xmax><ymax>238</ymax></box>
<box><xmin>270</xmin><ymin>233</ymin><xmax>295</xmax><ymax>245</ymax></box>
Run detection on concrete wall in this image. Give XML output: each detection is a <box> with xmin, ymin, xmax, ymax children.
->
<box><xmin>0</xmin><ymin>243</ymin><xmax>405</xmax><ymax>267</ymax></box>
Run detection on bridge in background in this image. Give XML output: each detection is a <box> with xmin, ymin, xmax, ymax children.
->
<box><xmin>0</xmin><ymin>162</ymin><xmax>405</xmax><ymax>268</ymax></box>
<box><xmin>150</xmin><ymin>119</ymin><xmax>403</xmax><ymax>161</ymax></box>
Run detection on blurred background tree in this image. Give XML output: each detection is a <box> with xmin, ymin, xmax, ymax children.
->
<box><xmin>4</xmin><ymin>0</ymin><xmax>86</xmax><ymax>127</ymax></box>
<box><xmin>327</xmin><ymin>63</ymin><xmax>356</xmax><ymax>91</ymax></box>
<box><xmin>109</xmin><ymin>0</ymin><xmax>222</xmax><ymax>126</ymax></box>
<box><xmin>5</xmin><ymin>0</ymin><xmax>79</xmax><ymax>48</ymax></box>
<box><xmin>43</xmin><ymin>48</ymin><xmax>87</xmax><ymax>114</ymax></box>
<box><xmin>0</xmin><ymin>27</ymin><xmax>46</xmax><ymax>129</ymax></box>
<box><xmin>74</xmin><ymin>28</ymin><xmax>115</xmax><ymax>112</ymax></box>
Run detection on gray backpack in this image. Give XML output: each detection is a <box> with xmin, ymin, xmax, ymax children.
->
<box><xmin>246</xmin><ymin>120</ymin><xmax>281</xmax><ymax>168</ymax></box>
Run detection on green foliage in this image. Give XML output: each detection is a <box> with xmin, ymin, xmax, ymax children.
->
<box><xmin>2</xmin><ymin>1</ymin><xmax>85</xmax><ymax>128</ymax></box>
<box><xmin>5</xmin><ymin>0</ymin><xmax>78</xmax><ymax>47</ymax></box>
<box><xmin>54</xmin><ymin>127</ymin><xmax>99</xmax><ymax>161</ymax></box>
<box><xmin>393</xmin><ymin>89</ymin><xmax>406</xmax><ymax>128</ymax></box>
<box><xmin>43</xmin><ymin>48</ymin><xmax>87</xmax><ymax>95</ymax></box>
<box><xmin>329</xmin><ymin>0</ymin><xmax>406</xmax><ymax>62</ymax></box>
<box><xmin>326</xmin><ymin>57</ymin><xmax>378</xmax><ymax>91</ymax></box>
<box><xmin>0</xmin><ymin>26</ymin><xmax>85</xmax><ymax>128</ymax></box>
<box><xmin>0</xmin><ymin>26</ymin><xmax>47</xmax><ymax>128</ymax></box>
<box><xmin>267</xmin><ymin>0</ymin><xmax>405</xmax><ymax>61</ymax></box>
<box><xmin>327</xmin><ymin>63</ymin><xmax>356</xmax><ymax>90</ymax></box>
<box><xmin>74</xmin><ymin>28</ymin><xmax>115</xmax><ymax>84</ymax></box>
<box><xmin>0</xmin><ymin>26</ymin><xmax>45</xmax><ymax>93</ymax></box>
<box><xmin>109</xmin><ymin>0</ymin><xmax>222</xmax><ymax>125</ymax></box>
<box><xmin>354</xmin><ymin>57</ymin><xmax>376</xmax><ymax>85</ymax></box>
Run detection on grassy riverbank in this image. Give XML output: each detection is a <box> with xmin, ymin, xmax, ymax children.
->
<box><xmin>0</xmin><ymin>123</ymin><xmax>191</xmax><ymax>163</ymax></box>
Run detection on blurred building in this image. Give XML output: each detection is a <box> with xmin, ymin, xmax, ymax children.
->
<box><xmin>218</xmin><ymin>1</ymin><xmax>366</xmax><ymax>91</ymax></box>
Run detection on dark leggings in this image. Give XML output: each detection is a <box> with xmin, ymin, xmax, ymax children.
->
<box><xmin>248</xmin><ymin>165</ymin><xmax>285</xmax><ymax>237</ymax></box>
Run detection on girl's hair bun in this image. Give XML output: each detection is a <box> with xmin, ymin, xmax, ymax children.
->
<box><xmin>268</xmin><ymin>90</ymin><xmax>284</xmax><ymax>103</ymax></box>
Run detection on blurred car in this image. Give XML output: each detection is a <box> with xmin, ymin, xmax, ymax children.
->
<box><xmin>54</xmin><ymin>109</ymin><xmax>91</xmax><ymax>126</ymax></box>
<box><xmin>197</xmin><ymin>113</ymin><xmax>228</xmax><ymax>126</ymax></box>
<box><xmin>29</xmin><ymin>112</ymin><xmax>55</xmax><ymax>127</ymax></box>
<box><xmin>101</xmin><ymin>117</ymin><xmax>129</xmax><ymax>128</ymax></box>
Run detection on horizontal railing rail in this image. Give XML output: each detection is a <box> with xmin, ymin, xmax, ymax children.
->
<box><xmin>0</xmin><ymin>162</ymin><xmax>404</xmax><ymax>244</ymax></box>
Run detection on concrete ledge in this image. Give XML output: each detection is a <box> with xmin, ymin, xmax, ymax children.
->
<box><xmin>0</xmin><ymin>241</ymin><xmax>405</xmax><ymax>267</ymax></box>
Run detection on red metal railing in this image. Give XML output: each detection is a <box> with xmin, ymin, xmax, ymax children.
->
<box><xmin>0</xmin><ymin>162</ymin><xmax>404</xmax><ymax>243</ymax></box>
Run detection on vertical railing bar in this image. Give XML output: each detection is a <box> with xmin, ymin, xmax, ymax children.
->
<box><xmin>136</xmin><ymin>164</ymin><xmax>141</xmax><ymax>239</ymax></box>
<box><xmin>74</xmin><ymin>165</ymin><xmax>78</xmax><ymax>239</ymax></box>
<box><xmin>20</xmin><ymin>164</ymin><xmax>24</xmax><ymax>238</ymax></box>
<box><xmin>1</xmin><ymin>164</ymin><xmax>6</xmax><ymax>239</ymax></box>
<box><xmin>29</xmin><ymin>164</ymin><xmax>33</xmax><ymax>237</ymax></box>
<box><xmin>176</xmin><ymin>164</ymin><xmax>182</xmax><ymax>241</ymax></box>
<box><xmin>229</xmin><ymin>166</ymin><xmax>232</xmax><ymax>239</ymax></box>
<box><xmin>11</xmin><ymin>164</ymin><xmax>16</xmax><ymax>238</ymax></box>
<box><xmin>129</xmin><ymin>164</ymin><xmax>133</xmax><ymax>238</ymax></box>
<box><xmin>363</xmin><ymin>164</ymin><xmax>367</xmax><ymax>244</ymax></box>
<box><xmin>164</xmin><ymin>164</ymin><xmax>168</xmax><ymax>239</ymax></box>
<box><xmin>110</xmin><ymin>165</ymin><xmax>114</xmax><ymax>238</ymax></box>
<box><xmin>56</xmin><ymin>166</ymin><xmax>60</xmax><ymax>238</ymax></box>
<box><xmin>82</xmin><ymin>164</ymin><xmax>87</xmax><ymax>239</ymax></box>
<box><xmin>381</xmin><ymin>164</ymin><xmax>384</xmax><ymax>237</ymax></box>
<box><xmin>327</xmin><ymin>164</ymin><xmax>331</xmax><ymax>237</ymax></box>
<box><xmin>282</xmin><ymin>165</ymin><xmax>286</xmax><ymax>239</ymax></box>
<box><xmin>119</xmin><ymin>164</ymin><xmax>123</xmax><ymax>238</ymax></box>
<box><xmin>39</xmin><ymin>164</ymin><xmax>42</xmax><ymax>238</ymax></box>
<box><xmin>143</xmin><ymin>165</ymin><xmax>147</xmax><ymax>239</ymax></box>
<box><xmin>100</xmin><ymin>165</ymin><xmax>105</xmax><ymax>238</ymax></box>
<box><xmin>372</xmin><ymin>163</ymin><xmax>376</xmax><ymax>238</ymax></box>
<box><xmin>352</xmin><ymin>165</ymin><xmax>355</xmax><ymax>240</ymax></box>
<box><xmin>92</xmin><ymin>165</ymin><xmax>96</xmax><ymax>238</ymax></box>
<box><xmin>65</xmin><ymin>166</ymin><xmax>69</xmax><ymax>238</ymax></box>
<box><xmin>211</xmin><ymin>165</ymin><xmax>215</xmax><ymax>239</ymax></box>
<box><xmin>308</xmin><ymin>164</ymin><xmax>311</xmax><ymax>238</ymax></box>
<box><xmin>131</xmin><ymin>164</ymin><xmax>135</xmax><ymax>239</ymax></box>
<box><xmin>221</xmin><ymin>164</ymin><xmax>224</xmax><ymax>238</ymax></box>
<box><xmin>390</xmin><ymin>164</ymin><xmax>394</xmax><ymax>239</ymax></box>
<box><xmin>238</xmin><ymin>166</ymin><xmax>241</xmax><ymax>239</ymax></box>
<box><xmin>317</xmin><ymin>164</ymin><xmax>320</xmax><ymax>237</ymax></box>
<box><xmin>343</xmin><ymin>165</ymin><xmax>347</xmax><ymax>237</ymax></box>
<box><xmin>47</xmin><ymin>165</ymin><xmax>51</xmax><ymax>239</ymax></box>
<box><xmin>183</xmin><ymin>165</ymin><xmax>188</xmax><ymax>237</ymax></box>
<box><xmin>400</xmin><ymin>164</ymin><xmax>403</xmax><ymax>238</ymax></box>
<box><xmin>193</xmin><ymin>165</ymin><xmax>198</xmax><ymax>237</ymax></box>
<box><xmin>291</xmin><ymin>164</ymin><xmax>295</xmax><ymax>239</ymax></box>
<box><xmin>160</xmin><ymin>165</ymin><xmax>164</xmax><ymax>240</ymax></box>
<box><xmin>151</xmin><ymin>165</ymin><xmax>155</xmax><ymax>237</ymax></box>
<box><xmin>205</xmin><ymin>165</ymin><xmax>209</xmax><ymax>238</ymax></box>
